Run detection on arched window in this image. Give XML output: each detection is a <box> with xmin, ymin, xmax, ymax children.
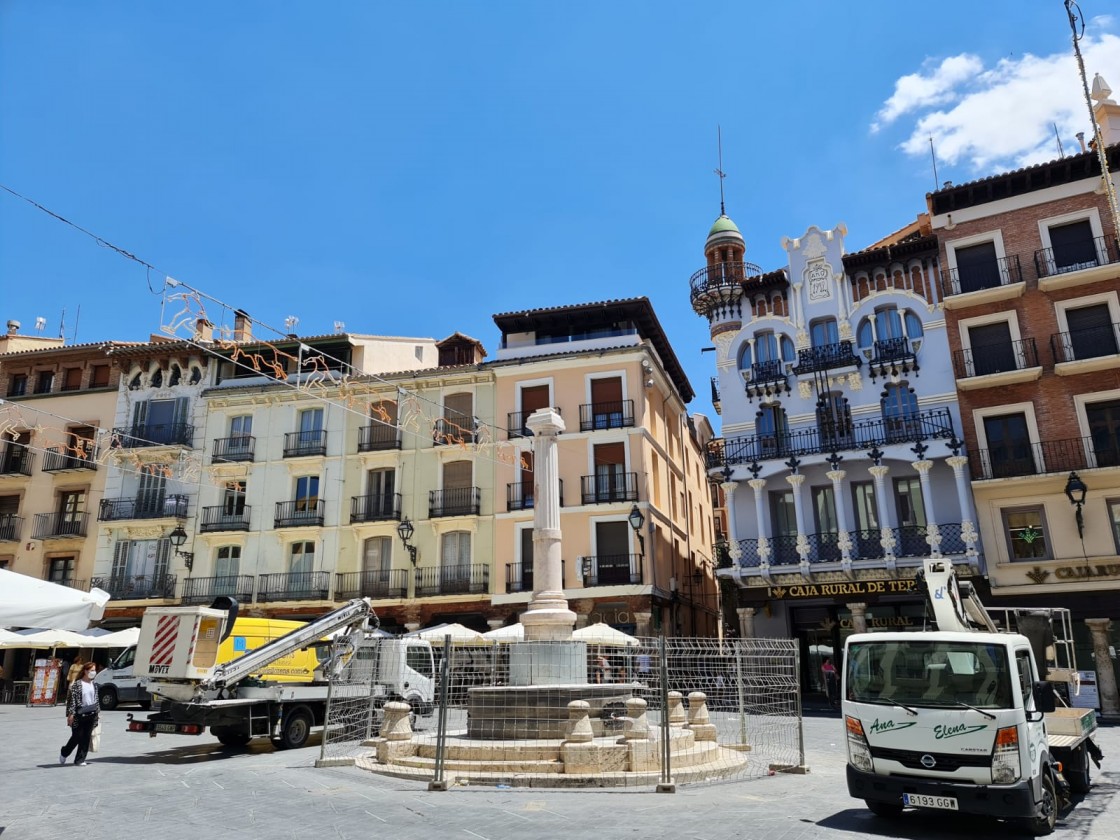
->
<box><xmin>856</xmin><ymin>318</ymin><xmax>874</xmax><ymax>353</ymax></box>
<box><xmin>875</xmin><ymin>306</ymin><xmax>904</xmax><ymax>340</ymax></box>
<box><xmin>737</xmin><ymin>342</ymin><xmax>753</xmax><ymax>371</ymax></box>
<box><xmin>756</xmin><ymin>403</ymin><xmax>789</xmax><ymax>458</ymax></box>
<box><xmin>904</xmin><ymin>310</ymin><xmax>924</xmax><ymax>340</ymax></box>
<box><xmin>780</xmin><ymin>335</ymin><xmax>796</xmax><ymax>363</ymax></box>
<box><xmin>882</xmin><ymin>383</ymin><xmax>920</xmax><ymax>442</ymax></box>
<box><xmin>810</xmin><ymin>318</ymin><xmax>839</xmax><ymax>347</ymax></box>
<box><xmin>756</xmin><ymin>332</ymin><xmax>779</xmax><ymax>362</ymax></box>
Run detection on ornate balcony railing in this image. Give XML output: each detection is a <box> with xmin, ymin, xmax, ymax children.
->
<box><xmin>212</xmin><ymin>435</ymin><xmax>255</xmax><ymax>463</ymax></box>
<box><xmin>793</xmin><ymin>341</ymin><xmax>859</xmax><ymax>375</ymax></box>
<box><xmin>968</xmin><ymin>436</ymin><xmax>1120</xmax><ymax>480</ymax></box>
<box><xmin>953</xmin><ymin>337</ymin><xmax>1038</xmax><ymax>378</ymax></box>
<box><xmin>870</xmin><ymin>336</ymin><xmax>914</xmax><ymax>366</ymax></box>
<box><xmin>358</xmin><ymin>424</ymin><xmax>402</xmax><ymax>452</ymax></box>
<box><xmin>579</xmin><ymin>400</ymin><xmax>635</xmax><ymax>432</ymax></box>
<box><xmin>99</xmin><ymin>495</ymin><xmax>189</xmax><ymax>522</ymax></box>
<box><xmin>712</xmin><ymin>407</ymin><xmax>955</xmax><ymax>467</ymax></box>
<box><xmin>580</xmin><ymin>553</ymin><xmax>642</xmax><ymax>586</ymax></box>
<box><xmin>433</xmin><ymin>418</ymin><xmax>478</xmax><ymax>446</ymax></box>
<box><xmin>32</xmin><ymin>512</ymin><xmax>89</xmax><ymax>539</ymax></box>
<box><xmin>283</xmin><ymin>429</ymin><xmax>327</xmax><ymax>458</ymax></box>
<box><xmin>580</xmin><ymin>472</ymin><xmax>638</xmax><ymax>505</ymax></box>
<box><xmin>710</xmin><ymin>376</ymin><xmax>721</xmax><ymax>409</ymax></box>
<box><xmin>257</xmin><ymin>571</ymin><xmax>331</xmax><ymax>602</ymax></box>
<box><xmin>1051</xmin><ymin>322</ymin><xmax>1120</xmax><ymax>364</ymax></box>
<box><xmin>1034</xmin><ymin>235</ymin><xmax>1119</xmax><ymax>279</ymax></box>
<box><xmin>181</xmin><ymin>575</ymin><xmax>255</xmax><ymax>605</ymax></box>
<box><xmin>0</xmin><ymin>513</ymin><xmax>23</xmax><ymax>541</ymax></box>
<box><xmin>350</xmin><ymin>493</ymin><xmax>401</xmax><ymax>523</ymax></box>
<box><xmin>735</xmin><ymin>523</ymin><xmax>970</xmax><ymax>568</ymax></box>
<box><xmin>335</xmin><ymin>569</ymin><xmax>409</xmax><ymax>600</ymax></box>
<box><xmin>689</xmin><ymin>260</ymin><xmax>763</xmax><ymax>311</ymax></box>
<box><xmin>274</xmin><ymin>499</ymin><xmax>325</xmax><ymax>528</ymax></box>
<box><xmin>429</xmin><ymin>487</ymin><xmax>481</xmax><ymax>518</ymax></box>
<box><xmin>112</xmin><ymin>423</ymin><xmax>194</xmax><ymax>448</ymax></box>
<box><xmin>507</xmin><ymin>408</ymin><xmax>561</xmax><ymax>439</ymax></box>
<box><xmin>0</xmin><ymin>446</ymin><xmax>34</xmax><ymax>476</ymax></box>
<box><xmin>92</xmin><ymin>574</ymin><xmax>177</xmax><ymax>600</ymax></box>
<box><xmin>414</xmin><ymin>564</ymin><xmax>489</xmax><ymax>597</ymax></box>
<box><xmin>505</xmin><ymin>561</ymin><xmax>534</xmax><ymax>593</ymax></box>
<box><xmin>940</xmin><ymin>253</ymin><xmax>1022</xmax><ymax>297</ymax></box>
<box><xmin>41</xmin><ymin>447</ymin><xmax>98</xmax><ymax>472</ymax></box>
<box><xmin>199</xmin><ymin>505</ymin><xmax>251</xmax><ymax>532</ymax></box>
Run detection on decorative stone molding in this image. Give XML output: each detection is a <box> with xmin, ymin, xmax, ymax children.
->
<box><xmin>910</xmin><ymin>460</ymin><xmax>933</xmax><ymax>475</ymax></box>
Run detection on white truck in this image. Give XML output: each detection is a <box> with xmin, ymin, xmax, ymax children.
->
<box><xmin>125</xmin><ymin>598</ymin><xmax>435</xmax><ymax>749</ymax></box>
<box><xmin>843</xmin><ymin>558</ymin><xmax>1102</xmax><ymax>835</ymax></box>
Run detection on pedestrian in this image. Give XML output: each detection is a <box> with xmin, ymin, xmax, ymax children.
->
<box><xmin>821</xmin><ymin>657</ymin><xmax>839</xmax><ymax>708</ymax></box>
<box><xmin>64</xmin><ymin>655</ymin><xmax>85</xmax><ymax>697</ymax></box>
<box><xmin>60</xmin><ymin>661</ymin><xmax>100</xmax><ymax>766</ymax></box>
<box><xmin>598</xmin><ymin>654</ymin><xmax>612</xmax><ymax>683</ymax></box>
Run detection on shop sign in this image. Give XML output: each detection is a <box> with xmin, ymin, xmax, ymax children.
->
<box><xmin>767</xmin><ymin>579</ymin><xmax>917</xmax><ymax>600</ymax></box>
<box><xmin>1025</xmin><ymin>564</ymin><xmax>1120</xmax><ymax>585</ymax></box>
<box><xmin>840</xmin><ymin>615</ymin><xmax>917</xmax><ymax>629</ymax></box>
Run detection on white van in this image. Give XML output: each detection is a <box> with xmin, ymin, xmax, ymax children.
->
<box><xmin>94</xmin><ymin>646</ymin><xmax>153</xmax><ymax>710</ymax></box>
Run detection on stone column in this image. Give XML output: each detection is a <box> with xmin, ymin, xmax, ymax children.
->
<box><xmin>911</xmin><ymin>460</ymin><xmax>940</xmax><ymax>558</ymax></box>
<box><xmin>522</xmin><ymin>408</ymin><xmax>576</xmax><ymax>641</ymax></box>
<box><xmin>748</xmin><ymin>478</ymin><xmax>771</xmax><ymax>568</ymax></box>
<box><xmin>723</xmin><ymin>478</ymin><xmax>741</xmax><ymax>562</ymax></box>
<box><xmin>633</xmin><ymin>611</ymin><xmax>652</xmax><ymax>637</ymax></box>
<box><xmin>848</xmin><ymin>602</ymin><xmax>869</xmax><ymax>634</ymax></box>
<box><xmin>486</xmin><ymin>618</ymin><xmax>506</xmax><ymax>632</ymax></box>
<box><xmin>947</xmin><ymin>455</ymin><xmax>979</xmax><ymax>562</ymax></box>
<box><xmin>827</xmin><ymin>468</ymin><xmax>853</xmax><ymax>565</ymax></box>
<box><xmin>737</xmin><ymin>606</ymin><xmax>756</xmax><ymax>639</ymax></box>
<box><xmin>868</xmin><ymin>465</ymin><xmax>896</xmax><ymax>567</ymax></box>
<box><xmin>786</xmin><ymin>474</ymin><xmax>810</xmax><ymax>565</ymax></box>
<box><xmin>1086</xmin><ymin>619</ymin><xmax>1120</xmax><ymax>718</ymax></box>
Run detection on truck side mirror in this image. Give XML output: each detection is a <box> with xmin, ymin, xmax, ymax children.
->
<box><xmin>1033</xmin><ymin>681</ymin><xmax>1056</xmax><ymax>714</ymax></box>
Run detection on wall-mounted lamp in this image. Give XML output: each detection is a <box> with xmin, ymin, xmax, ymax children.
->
<box><xmin>396</xmin><ymin>517</ymin><xmax>418</xmax><ymax>566</ymax></box>
<box><xmin>628</xmin><ymin>504</ymin><xmax>646</xmax><ymax>560</ymax></box>
<box><xmin>1064</xmin><ymin>471</ymin><xmax>1088</xmax><ymax>540</ymax></box>
<box><xmin>168</xmin><ymin>524</ymin><xmax>194</xmax><ymax>572</ymax></box>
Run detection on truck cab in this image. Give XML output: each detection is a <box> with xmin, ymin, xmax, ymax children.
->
<box><xmin>94</xmin><ymin>646</ymin><xmax>152</xmax><ymax>711</ymax></box>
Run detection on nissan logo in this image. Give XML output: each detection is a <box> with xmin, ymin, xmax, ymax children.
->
<box><xmin>920</xmin><ymin>754</ymin><xmax>937</xmax><ymax>769</ymax></box>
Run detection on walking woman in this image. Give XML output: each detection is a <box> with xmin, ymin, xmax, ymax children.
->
<box><xmin>60</xmin><ymin>661</ymin><xmax>99</xmax><ymax>766</ymax></box>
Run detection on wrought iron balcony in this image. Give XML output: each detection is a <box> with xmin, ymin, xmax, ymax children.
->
<box><xmin>1051</xmin><ymin>322</ymin><xmax>1120</xmax><ymax>363</ymax></box>
<box><xmin>212</xmin><ymin>435</ymin><xmax>255</xmax><ymax>463</ymax></box>
<box><xmin>257</xmin><ymin>571</ymin><xmax>331</xmax><ymax>602</ymax></box>
<box><xmin>92</xmin><ymin>574</ymin><xmax>177</xmax><ymax>600</ymax></box>
<box><xmin>968</xmin><ymin>436</ymin><xmax>1120</xmax><ymax>480</ymax></box>
<box><xmin>580</xmin><ymin>472</ymin><xmax>638</xmax><ymax>505</ymax></box>
<box><xmin>689</xmin><ymin>260</ymin><xmax>764</xmax><ymax>315</ymax></box>
<box><xmin>41</xmin><ymin>447</ymin><xmax>98</xmax><ymax>472</ymax></box>
<box><xmin>579</xmin><ymin>400</ymin><xmax>635</xmax><ymax>432</ymax></box>
<box><xmin>429</xmin><ymin>487</ymin><xmax>481</xmax><ymax>518</ymax></box>
<box><xmin>199</xmin><ymin>505</ymin><xmax>251</xmax><ymax>532</ymax></box>
<box><xmin>32</xmin><ymin>512</ymin><xmax>89</xmax><ymax>539</ymax></box>
<box><xmin>505</xmin><ymin>561</ymin><xmax>534</xmax><ymax>593</ymax></box>
<box><xmin>953</xmin><ymin>337</ymin><xmax>1039</xmax><ymax>378</ymax></box>
<box><xmin>99</xmin><ymin>495</ymin><xmax>189</xmax><ymax>522</ymax></box>
<box><xmin>0</xmin><ymin>446</ymin><xmax>33</xmax><ymax>476</ymax></box>
<box><xmin>350</xmin><ymin>492</ymin><xmax>401</xmax><ymax>523</ymax></box>
<box><xmin>712</xmin><ymin>407</ymin><xmax>955</xmax><ymax>467</ymax></box>
<box><xmin>335</xmin><ymin>569</ymin><xmax>408</xmax><ymax>600</ymax></box>
<box><xmin>940</xmin><ymin>253</ymin><xmax>1022</xmax><ymax>296</ymax></box>
<box><xmin>580</xmin><ymin>553</ymin><xmax>642</xmax><ymax>586</ymax></box>
<box><xmin>1035</xmin><ymin>235</ymin><xmax>1120</xmax><ymax>279</ymax></box>
<box><xmin>507</xmin><ymin>408</ymin><xmax>562</xmax><ymax>438</ymax></box>
<box><xmin>112</xmin><ymin>423</ymin><xmax>194</xmax><ymax>448</ymax></box>
<box><xmin>870</xmin><ymin>336</ymin><xmax>915</xmax><ymax>366</ymax></box>
<box><xmin>274</xmin><ymin>499</ymin><xmax>325</xmax><ymax>528</ymax></box>
<box><xmin>283</xmin><ymin>429</ymin><xmax>327</xmax><ymax>457</ymax></box>
<box><xmin>506</xmin><ymin>480</ymin><xmax>564</xmax><ymax>512</ymax></box>
<box><xmin>0</xmin><ymin>513</ymin><xmax>23</xmax><ymax>541</ymax></box>
<box><xmin>793</xmin><ymin>341</ymin><xmax>860</xmax><ymax>375</ymax></box>
<box><xmin>181</xmin><ymin>575</ymin><xmax>255</xmax><ymax>605</ymax></box>
<box><xmin>734</xmin><ymin>523</ymin><xmax>969</xmax><ymax>568</ymax></box>
<box><xmin>433</xmin><ymin>418</ymin><xmax>478</xmax><ymax>446</ymax></box>
<box><xmin>358</xmin><ymin>424</ymin><xmax>402</xmax><ymax>452</ymax></box>
<box><xmin>414</xmin><ymin>564</ymin><xmax>489</xmax><ymax>597</ymax></box>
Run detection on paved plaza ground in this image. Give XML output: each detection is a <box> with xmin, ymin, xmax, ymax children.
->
<box><xmin>2</xmin><ymin>704</ymin><xmax>1119</xmax><ymax>840</ymax></box>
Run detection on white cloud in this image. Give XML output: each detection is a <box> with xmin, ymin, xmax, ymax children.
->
<box><xmin>877</xmin><ymin>31</ymin><xmax>1120</xmax><ymax>172</ymax></box>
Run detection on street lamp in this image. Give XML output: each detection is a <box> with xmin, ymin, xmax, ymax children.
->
<box><xmin>396</xmin><ymin>517</ymin><xmax>418</xmax><ymax>566</ymax></box>
<box><xmin>1064</xmin><ymin>472</ymin><xmax>1088</xmax><ymax>540</ymax></box>
<box><xmin>628</xmin><ymin>504</ymin><xmax>645</xmax><ymax>560</ymax></box>
<box><xmin>168</xmin><ymin>524</ymin><xmax>194</xmax><ymax>572</ymax></box>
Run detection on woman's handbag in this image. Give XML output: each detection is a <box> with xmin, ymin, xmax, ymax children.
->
<box><xmin>90</xmin><ymin>720</ymin><xmax>101</xmax><ymax>753</ymax></box>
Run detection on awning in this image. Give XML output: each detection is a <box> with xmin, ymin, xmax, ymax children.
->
<box><xmin>0</xmin><ymin>569</ymin><xmax>110</xmax><ymax>631</ymax></box>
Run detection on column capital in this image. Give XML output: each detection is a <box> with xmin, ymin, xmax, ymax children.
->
<box><xmin>748</xmin><ymin>478</ymin><xmax>767</xmax><ymax>493</ymax></box>
<box><xmin>846</xmin><ymin>602</ymin><xmax>868</xmax><ymax>614</ymax></box>
<box><xmin>721</xmin><ymin>480</ymin><xmax>737</xmax><ymax>494</ymax></box>
<box><xmin>868</xmin><ymin>465</ymin><xmax>890</xmax><ymax>480</ymax></box>
<box><xmin>525</xmin><ymin>407</ymin><xmax>566</xmax><ymax>437</ymax></box>
<box><xmin>946</xmin><ymin>455</ymin><xmax>969</xmax><ymax>471</ymax></box>
<box><xmin>1086</xmin><ymin>618</ymin><xmax>1113</xmax><ymax>631</ymax></box>
<box><xmin>785</xmin><ymin>474</ymin><xmax>806</xmax><ymax>489</ymax></box>
<box><xmin>826</xmin><ymin>469</ymin><xmax>846</xmax><ymax>483</ymax></box>
<box><xmin>911</xmin><ymin>459</ymin><xmax>933</xmax><ymax>475</ymax></box>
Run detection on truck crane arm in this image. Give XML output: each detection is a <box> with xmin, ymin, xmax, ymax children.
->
<box><xmin>915</xmin><ymin>559</ymin><xmax>998</xmax><ymax>634</ymax></box>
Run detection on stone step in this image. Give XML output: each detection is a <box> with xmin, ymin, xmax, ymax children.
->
<box><xmin>393</xmin><ymin>755</ymin><xmax>566</xmax><ymax>774</ymax></box>
<box><xmin>415</xmin><ymin>740</ymin><xmax>563</xmax><ymax>762</ymax></box>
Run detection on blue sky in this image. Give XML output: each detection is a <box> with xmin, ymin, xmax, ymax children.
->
<box><xmin>2</xmin><ymin>2</ymin><xmax>1118</xmax><ymax>425</ymax></box>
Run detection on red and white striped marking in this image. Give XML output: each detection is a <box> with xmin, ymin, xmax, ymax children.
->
<box><xmin>149</xmin><ymin>615</ymin><xmax>179</xmax><ymax>665</ymax></box>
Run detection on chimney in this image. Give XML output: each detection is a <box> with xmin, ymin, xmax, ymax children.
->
<box><xmin>6</xmin><ymin>319</ymin><xmax>19</xmax><ymax>335</ymax></box>
<box><xmin>1076</xmin><ymin>132</ymin><xmax>1087</xmax><ymax>153</ymax></box>
<box><xmin>233</xmin><ymin>310</ymin><xmax>252</xmax><ymax>342</ymax></box>
<box><xmin>194</xmin><ymin>318</ymin><xmax>213</xmax><ymax>342</ymax></box>
<box><xmin>943</xmin><ymin>181</ymin><xmax>953</xmax><ymax>189</ymax></box>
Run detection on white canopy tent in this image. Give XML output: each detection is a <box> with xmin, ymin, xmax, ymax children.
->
<box><xmin>0</xmin><ymin>569</ymin><xmax>110</xmax><ymax>631</ymax></box>
<box><xmin>91</xmin><ymin>627</ymin><xmax>141</xmax><ymax>649</ymax></box>
<box><xmin>404</xmin><ymin>623</ymin><xmax>486</xmax><ymax>645</ymax></box>
<box><xmin>17</xmin><ymin>629</ymin><xmax>96</xmax><ymax>649</ymax></box>
<box><xmin>572</xmin><ymin>623</ymin><xmax>641</xmax><ymax>647</ymax></box>
<box><xmin>480</xmin><ymin>623</ymin><xmax>525</xmax><ymax>642</ymax></box>
<box><xmin>0</xmin><ymin>628</ymin><xmax>50</xmax><ymax>649</ymax></box>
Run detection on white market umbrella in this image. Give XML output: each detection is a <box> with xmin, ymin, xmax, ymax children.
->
<box><xmin>0</xmin><ymin>628</ymin><xmax>50</xmax><ymax>649</ymax></box>
<box><xmin>83</xmin><ymin>627</ymin><xmax>140</xmax><ymax>648</ymax></box>
<box><xmin>481</xmin><ymin>623</ymin><xmax>525</xmax><ymax>642</ymax></box>
<box><xmin>405</xmin><ymin>623</ymin><xmax>486</xmax><ymax>645</ymax></box>
<box><xmin>18</xmin><ymin>628</ymin><xmax>98</xmax><ymax>649</ymax></box>
<box><xmin>573</xmin><ymin>623</ymin><xmax>640</xmax><ymax>647</ymax></box>
<box><xmin>0</xmin><ymin>569</ymin><xmax>110</xmax><ymax>631</ymax></box>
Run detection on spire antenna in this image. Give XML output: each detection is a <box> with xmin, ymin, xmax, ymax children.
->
<box><xmin>714</xmin><ymin>125</ymin><xmax>727</xmax><ymax>216</ymax></box>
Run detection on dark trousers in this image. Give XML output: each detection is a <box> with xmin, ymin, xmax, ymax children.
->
<box><xmin>61</xmin><ymin>712</ymin><xmax>97</xmax><ymax>763</ymax></box>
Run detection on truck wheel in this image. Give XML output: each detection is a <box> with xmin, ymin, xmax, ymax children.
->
<box><xmin>98</xmin><ymin>686</ymin><xmax>118</xmax><ymax>711</ymax></box>
<box><xmin>277</xmin><ymin>708</ymin><xmax>312</xmax><ymax>750</ymax></box>
<box><xmin>865</xmin><ymin>799</ymin><xmax>903</xmax><ymax>818</ymax></box>
<box><xmin>213</xmin><ymin>727</ymin><xmax>252</xmax><ymax>747</ymax></box>
<box><xmin>1066</xmin><ymin>745</ymin><xmax>1091</xmax><ymax>795</ymax></box>
<box><xmin>1018</xmin><ymin>772</ymin><xmax>1057</xmax><ymax>836</ymax></box>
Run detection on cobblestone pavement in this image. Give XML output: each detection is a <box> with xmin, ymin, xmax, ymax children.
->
<box><xmin>2</xmin><ymin>705</ymin><xmax>1118</xmax><ymax>840</ymax></box>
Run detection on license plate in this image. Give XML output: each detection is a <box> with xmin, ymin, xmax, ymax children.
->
<box><xmin>903</xmin><ymin>793</ymin><xmax>958</xmax><ymax>810</ymax></box>
<box><xmin>155</xmin><ymin>723</ymin><xmax>177</xmax><ymax>733</ymax></box>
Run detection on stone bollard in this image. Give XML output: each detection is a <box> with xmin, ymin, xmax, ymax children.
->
<box><xmin>622</xmin><ymin>696</ymin><xmax>659</xmax><ymax>772</ymax></box>
<box><xmin>562</xmin><ymin>700</ymin><xmax>600</xmax><ymax>773</ymax></box>
<box><xmin>376</xmin><ymin>701</ymin><xmax>415</xmax><ymax>765</ymax></box>
<box><xmin>686</xmin><ymin>691</ymin><xmax>717</xmax><ymax>742</ymax></box>
<box><xmin>621</xmin><ymin>697</ymin><xmax>650</xmax><ymax>741</ymax></box>
<box><xmin>666</xmin><ymin>691</ymin><xmax>687</xmax><ymax>727</ymax></box>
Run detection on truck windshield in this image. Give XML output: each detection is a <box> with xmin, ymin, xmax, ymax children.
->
<box><xmin>846</xmin><ymin>640</ymin><xmax>1012</xmax><ymax>709</ymax></box>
